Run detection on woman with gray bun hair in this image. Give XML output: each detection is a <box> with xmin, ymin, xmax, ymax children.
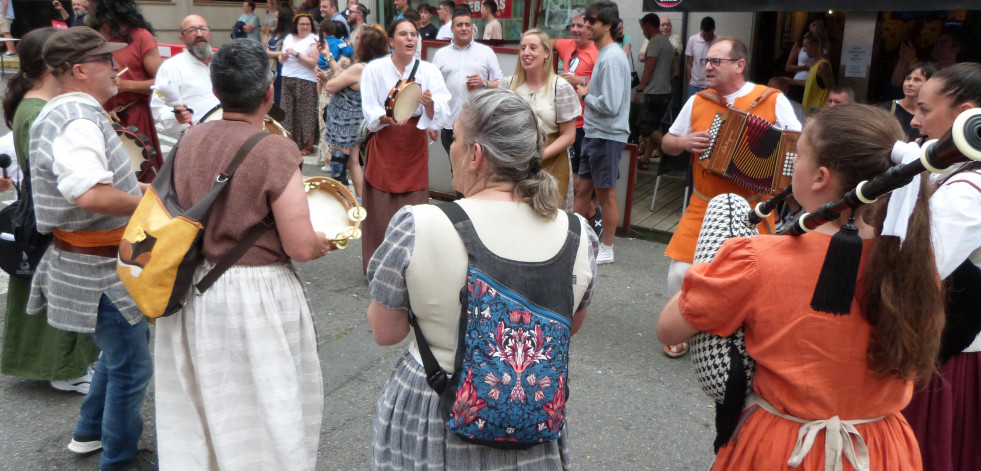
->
<box><xmin>366</xmin><ymin>88</ymin><xmax>598</xmax><ymax>470</ymax></box>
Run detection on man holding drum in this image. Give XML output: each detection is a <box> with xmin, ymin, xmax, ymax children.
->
<box><xmin>660</xmin><ymin>37</ymin><xmax>801</xmax><ymax>357</ymax></box>
<box><xmin>431</xmin><ymin>6</ymin><xmax>503</xmax><ymax>156</ymax></box>
<box><xmin>359</xmin><ymin>18</ymin><xmax>450</xmax><ymax>273</ymax></box>
<box><xmin>149</xmin><ymin>14</ymin><xmax>220</xmax><ymax>139</ymax></box>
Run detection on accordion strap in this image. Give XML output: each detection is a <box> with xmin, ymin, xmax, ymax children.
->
<box><xmin>696</xmin><ymin>86</ymin><xmax>780</xmax><ymax>112</ymax></box>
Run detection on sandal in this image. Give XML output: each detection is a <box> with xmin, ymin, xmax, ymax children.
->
<box><xmin>663</xmin><ymin>342</ymin><xmax>689</xmax><ymax>358</ymax></box>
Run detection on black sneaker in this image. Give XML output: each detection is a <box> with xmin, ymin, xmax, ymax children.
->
<box><xmin>591</xmin><ymin>205</ymin><xmax>603</xmax><ymax>238</ymax></box>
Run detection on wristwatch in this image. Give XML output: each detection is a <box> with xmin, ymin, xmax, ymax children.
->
<box><xmin>295</xmin><ymin>52</ymin><xmax>301</xmax><ymax>58</ymax></box>
<box><xmin>482</xmin><ymin>79</ymin><xmax>488</xmax><ymax>88</ymax></box>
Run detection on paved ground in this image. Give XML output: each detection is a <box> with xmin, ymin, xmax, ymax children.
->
<box><xmin>0</xmin><ymin>64</ymin><xmax>718</xmax><ymax>468</ymax></box>
<box><xmin>0</xmin><ymin>167</ymin><xmax>720</xmax><ymax>470</ymax></box>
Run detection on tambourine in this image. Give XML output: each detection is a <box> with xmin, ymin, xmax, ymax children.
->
<box><xmin>303</xmin><ymin>176</ymin><xmax>365</xmax><ymax>249</ymax></box>
<box><xmin>200</xmin><ymin>105</ymin><xmax>290</xmax><ymax>138</ymax></box>
<box><xmin>113</xmin><ymin>124</ymin><xmax>157</xmax><ymax>182</ymax></box>
<box><xmin>384</xmin><ymin>79</ymin><xmax>422</xmax><ymax>122</ymax></box>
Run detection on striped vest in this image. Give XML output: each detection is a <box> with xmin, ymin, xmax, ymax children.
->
<box><xmin>26</xmin><ymin>95</ymin><xmax>145</xmax><ymax>332</ymax></box>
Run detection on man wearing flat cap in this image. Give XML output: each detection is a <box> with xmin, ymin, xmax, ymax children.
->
<box><xmin>28</xmin><ymin>26</ymin><xmax>153</xmax><ymax>470</ymax></box>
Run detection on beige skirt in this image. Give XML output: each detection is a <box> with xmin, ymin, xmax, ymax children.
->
<box><xmin>154</xmin><ymin>262</ymin><xmax>323</xmax><ymax>470</ymax></box>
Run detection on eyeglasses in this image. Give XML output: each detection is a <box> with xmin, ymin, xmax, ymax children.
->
<box><xmin>79</xmin><ymin>54</ymin><xmax>115</xmax><ymax>67</ymax></box>
<box><xmin>181</xmin><ymin>26</ymin><xmax>211</xmax><ymax>35</ymax></box>
<box><xmin>584</xmin><ymin>16</ymin><xmax>599</xmax><ymax>24</ymax></box>
<box><xmin>700</xmin><ymin>57</ymin><xmax>741</xmax><ymax>67</ymax></box>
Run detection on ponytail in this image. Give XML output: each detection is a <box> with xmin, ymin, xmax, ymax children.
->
<box><xmin>808</xmin><ymin>105</ymin><xmax>945</xmax><ymax>381</ymax></box>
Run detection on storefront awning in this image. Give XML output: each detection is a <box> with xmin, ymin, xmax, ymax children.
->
<box><xmin>642</xmin><ymin>0</ymin><xmax>965</xmax><ymax>12</ymax></box>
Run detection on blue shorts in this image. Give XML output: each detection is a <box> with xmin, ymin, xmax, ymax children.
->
<box><xmin>578</xmin><ymin>137</ymin><xmax>625</xmax><ymax>189</ymax></box>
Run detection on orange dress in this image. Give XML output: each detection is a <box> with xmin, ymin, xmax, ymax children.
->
<box><xmin>680</xmin><ymin>233</ymin><xmax>922</xmax><ymax>470</ymax></box>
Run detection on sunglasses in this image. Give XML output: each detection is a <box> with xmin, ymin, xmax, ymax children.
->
<box><xmin>585</xmin><ymin>16</ymin><xmax>599</xmax><ymax>24</ymax></box>
<box><xmin>80</xmin><ymin>54</ymin><xmax>115</xmax><ymax>67</ymax></box>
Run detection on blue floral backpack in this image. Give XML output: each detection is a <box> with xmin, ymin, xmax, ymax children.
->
<box><xmin>409</xmin><ymin>202</ymin><xmax>581</xmax><ymax>449</ymax></box>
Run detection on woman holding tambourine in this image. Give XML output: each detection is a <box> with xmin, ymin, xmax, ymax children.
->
<box><xmin>657</xmin><ymin>104</ymin><xmax>945</xmax><ymax>470</ymax></box>
<box><xmin>358</xmin><ymin>18</ymin><xmax>450</xmax><ymax>274</ymax></box>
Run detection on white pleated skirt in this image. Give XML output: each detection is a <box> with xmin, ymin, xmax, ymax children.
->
<box><xmin>154</xmin><ymin>262</ymin><xmax>323</xmax><ymax>471</ymax></box>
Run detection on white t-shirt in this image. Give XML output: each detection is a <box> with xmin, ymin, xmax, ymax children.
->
<box><xmin>280</xmin><ymin>34</ymin><xmax>318</xmax><ymax>82</ymax></box>
<box><xmin>436</xmin><ymin>22</ymin><xmax>452</xmax><ymax>40</ymax></box>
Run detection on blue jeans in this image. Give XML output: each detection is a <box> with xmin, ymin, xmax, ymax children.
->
<box><xmin>74</xmin><ymin>294</ymin><xmax>152</xmax><ymax>470</ymax></box>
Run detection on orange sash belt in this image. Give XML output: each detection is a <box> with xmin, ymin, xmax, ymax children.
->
<box><xmin>53</xmin><ymin>227</ymin><xmax>125</xmax><ymax>258</ymax></box>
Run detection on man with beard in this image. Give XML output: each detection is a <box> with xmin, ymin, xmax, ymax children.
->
<box><xmin>150</xmin><ymin>15</ymin><xmax>220</xmax><ymax>139</ymax></box>
<box><xmin>347</xmin><ymin>3</ymin><xmax>368</xmax><ymax>49</ymax></box>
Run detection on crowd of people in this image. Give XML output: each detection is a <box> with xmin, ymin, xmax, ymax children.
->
<box><xmin>0</xmin><ymin>1</ymin><xmax>979</xmax><ymax>470</ymax></box>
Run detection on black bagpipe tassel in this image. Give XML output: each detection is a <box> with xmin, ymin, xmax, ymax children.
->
<box><xmin>810</xmin><ymin>216</ymin><xmax>863</xmax><ymax>315</ymax></box>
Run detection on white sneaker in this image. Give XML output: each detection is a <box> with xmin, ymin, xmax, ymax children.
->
<box><xmin>68</xmin><ymin>436</ymin><xmax>103</xmax><ymax>454</ymax></box>
<box><xmin>596</xmin><ymin>244</ymin><xmax>614</xmax><ymax>265</ymax></box>
<box><xmin>50</xmin><ymin>368</ymin><xmax>93</xmax><ymax>395</ymax></box>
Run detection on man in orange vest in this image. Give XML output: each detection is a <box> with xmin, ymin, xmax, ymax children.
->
<box><xmin>659</xmin><ymin>37</ymin><xmax>801</xmax><ymax>357</ymax></box>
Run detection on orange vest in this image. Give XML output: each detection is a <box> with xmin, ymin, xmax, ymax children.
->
<box><xmin>665</xmin><ymin>84</ymin><xmax>780</xmax><ymax>264</ymax></box>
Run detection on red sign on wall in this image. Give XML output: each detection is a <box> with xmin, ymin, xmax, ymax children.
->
<box><xmin>460</xmin><ymin>0</ymin><xmax>511</xmax><ymax>19</ymax></box>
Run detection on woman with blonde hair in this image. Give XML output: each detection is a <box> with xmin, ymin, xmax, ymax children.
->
<box><xmin>500</xmin><ymin>28</ymin><xmax>580</xmax><ymax>210</ymax></box>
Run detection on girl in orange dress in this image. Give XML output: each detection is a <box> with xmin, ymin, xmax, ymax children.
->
<box><xmin>657</xmin><ymin>104</ymin><xmax>944</xmax><ymax>470</ymax></box>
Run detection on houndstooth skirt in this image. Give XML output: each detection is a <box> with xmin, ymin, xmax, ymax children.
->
<box><xmin>373</xmin><ymin>350</ymin><xmax>570</xmax><ymax>471</ymax></box>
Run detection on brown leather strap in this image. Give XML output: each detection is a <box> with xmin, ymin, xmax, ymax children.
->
<box><xmin>54</xmin><ymin>237</ymin><xmax>119</xmax><ymax>258</ymax></box>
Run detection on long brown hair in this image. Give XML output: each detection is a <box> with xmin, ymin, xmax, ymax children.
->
<box><xmin>2</xmin><ymin>27</ymin><xmax>57</xmax><ymax>128</ymax></box>
<box><xmin>806</xmin><ymin>104</ymin><xmax>944</xmax><ymax>381</ymax></box>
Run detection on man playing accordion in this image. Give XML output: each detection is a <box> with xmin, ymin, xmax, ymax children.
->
<box><xmin>660</xmin><ymin>37</ymin><xmax>801</xmax><ymax>357</ymax></box>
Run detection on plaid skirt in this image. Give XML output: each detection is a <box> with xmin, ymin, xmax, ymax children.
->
<box><xmin>373</xmin><ymin>350</ymin><xmax>570</xmax><ymax>471</ymax></box>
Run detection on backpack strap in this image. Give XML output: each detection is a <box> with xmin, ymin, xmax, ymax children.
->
<box><xmin>407</xmin><ymin>59</ymin><xmax>421</xmax><ymax>82</ymax></box>
<box><xmin>406</xmin><ymin>202</ymin><xmax>469</xmax><ymax>394</ymax></box>
<box><xmin>190</xmin><ymin>132</ymin><xmax>276</xmax><ymax>295</ymax></box>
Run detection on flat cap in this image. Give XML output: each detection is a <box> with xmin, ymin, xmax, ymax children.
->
<box><xmin>43</xmin><ymin>26</ymin><xmax>126</xmax><ymax>75</ymax></box>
